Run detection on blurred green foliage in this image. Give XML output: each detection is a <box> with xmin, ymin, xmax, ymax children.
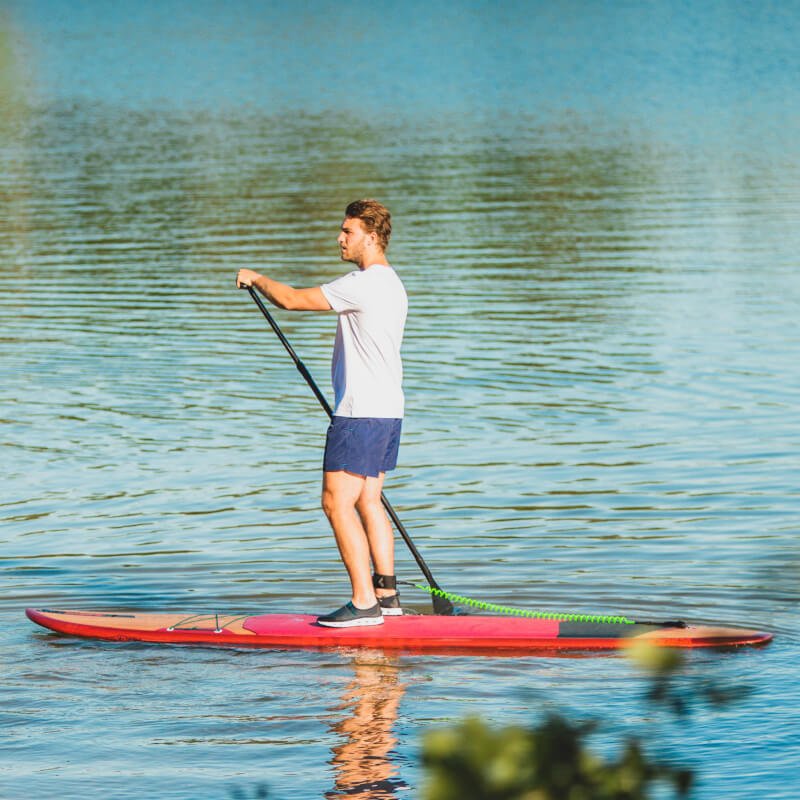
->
<box><xmin>422</xmin><ymin>713</ymin><xmax>691</xmax><ymax>800</ymax></box>
<box><xmin>421</xmin><ymin>643</ymin><xmax>752</xmax><ymax>800</ymax></box>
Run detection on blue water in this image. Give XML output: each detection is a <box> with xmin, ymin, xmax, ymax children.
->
<box><xmin>2</xmin><ymin>2</ymin><xmax>799</xmax><ymax>798</ymax></box>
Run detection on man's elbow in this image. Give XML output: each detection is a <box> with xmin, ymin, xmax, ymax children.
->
<box><xmin>279</xmin><ymin>290</ymin><xmax>303</xmax><ymax>310</ymax></box>
<box><xmin>271</xmin><ymin>286</ymin><xmax>299</xmax><ymax>310</ymax></box>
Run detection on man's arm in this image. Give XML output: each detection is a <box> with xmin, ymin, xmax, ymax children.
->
<box><xmin>236</xmin><ymin>268</ymin><xmax>331</xmax><ymax>311</ymax></box>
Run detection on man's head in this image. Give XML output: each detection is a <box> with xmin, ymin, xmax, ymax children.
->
<box><xmin>341</xmin><ymin>199</ymin><xmax>392</xmax><ymax>255</ymax></box>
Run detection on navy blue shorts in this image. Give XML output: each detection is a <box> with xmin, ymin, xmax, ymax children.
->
<box><xmin>323</xmin><ymin>416</ymin><xmax>402</xmax><ymax>478</ymax></box>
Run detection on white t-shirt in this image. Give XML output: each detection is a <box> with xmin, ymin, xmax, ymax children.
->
<box><xmin>320</xmin><ymin>264</ymin><xmax>407</xmax><ymax>418</ymax></box>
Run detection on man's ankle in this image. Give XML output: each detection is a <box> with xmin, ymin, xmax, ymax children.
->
<box><xmin>373</xmin><ymin>573</ymin><xmax>397</xmax><ymax>598</ymax></box>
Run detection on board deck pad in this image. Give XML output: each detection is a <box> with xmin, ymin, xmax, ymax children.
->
<box><xmin>26</xmin><ymin>608</ymin><xmax>773</xmax><ymax>654</ymax></box>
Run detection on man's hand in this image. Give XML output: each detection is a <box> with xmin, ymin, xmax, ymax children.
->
<box><xmin>236</xmin><ymin>268</ymin><xmax>260</xmax><ymax>289</ymax></box>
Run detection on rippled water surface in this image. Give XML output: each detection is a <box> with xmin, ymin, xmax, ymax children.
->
<box><xmin>2</xmin><ymin>2</ymin><xmax>800</xmax><ymax>798</ymax></box>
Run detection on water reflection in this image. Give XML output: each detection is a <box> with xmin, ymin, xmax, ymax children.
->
<box><xmin>325</xmin><ymin>652</ymin><xmax>408</xmax><ymax>799</ymax></box>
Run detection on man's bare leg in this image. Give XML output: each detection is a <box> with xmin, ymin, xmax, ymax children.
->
<box><xmin>321</xmin><ymin>470</ymin><xmax>377</xmax><ymax>608</ymax></box>
<box><xmin>355</xmin><ymin>472</ymin><xmax>396</xmax><ymax>599</ymax></box>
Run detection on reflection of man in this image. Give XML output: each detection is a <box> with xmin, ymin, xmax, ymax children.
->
<box><xmin>236</xmin><ymin>200</ymin><xmax>406</xmax><ymax>628</ymax></box>
<box><xmin>326</xmin><ymin>652</ymin><xmax>408</xmax><ymax>799</ymax></box>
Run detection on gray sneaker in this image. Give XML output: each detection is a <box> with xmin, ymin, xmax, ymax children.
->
<box><xmin>316</xmin><ymin>602</ymin><xmax>384</xmax><ymax>628</ymax></box>
<box><xmin>378</xmin><ymin>594</ymin><xmax>403</xmax><ymax>616</ymax></box>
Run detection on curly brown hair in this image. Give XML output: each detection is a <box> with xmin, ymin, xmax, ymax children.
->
<box><xmin>345</xmin><ymin>199</ymin><xmax>392</xmax><ymax>251</ymax></box>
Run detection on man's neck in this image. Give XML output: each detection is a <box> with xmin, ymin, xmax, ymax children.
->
<box><xmin>355</xmin><ymin>251</ymin><xmax>388</xmax><ymax>270</ymax></box>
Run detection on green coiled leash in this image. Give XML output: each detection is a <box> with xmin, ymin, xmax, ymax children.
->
<box><xmin>412</xmin><ymin>583</ymin><xmax>636</xmax><ymax>625</ymax></box>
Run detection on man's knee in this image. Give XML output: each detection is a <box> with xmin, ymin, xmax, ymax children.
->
<box><xmin>355</xmin><ymin>474</ymin><xmax>384</xmax><ymax>516</ymax></box>
<box><xmin>321</xmin><ymin>486</ymin><xmax>338</xmax><ymax>520</ymax></box>
<box><xmin>355</xmin><ymin>492</ymin><xmax>381</xmax><ymax>518</ymax></box>
<box><xmin>321</xmin><ymin>475</ymin><xmax>359</xmax><ymax>520</ymax></box>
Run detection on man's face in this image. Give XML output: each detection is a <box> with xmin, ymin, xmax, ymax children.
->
<box><xmin>337</xmin><ymin>217</ymin><xmax>370</xmax><ymax>265</ymax></box>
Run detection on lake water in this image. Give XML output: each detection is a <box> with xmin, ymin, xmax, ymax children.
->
<box><xmin>2</xmin><ymin>2</ymin><xmax>799</xmax><ymax>798</ymax></box>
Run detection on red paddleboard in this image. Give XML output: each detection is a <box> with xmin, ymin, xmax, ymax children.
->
<box><xmin>25</xmin><ymin>608</ymin><xmax>772</xmax><ymax>655</ymax></box>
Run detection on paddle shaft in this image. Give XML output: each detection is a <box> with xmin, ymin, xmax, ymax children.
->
<box><xmin>244</xmin><ymin>285</ymin><xmax>453</xmax><ymax>614</ymax></box>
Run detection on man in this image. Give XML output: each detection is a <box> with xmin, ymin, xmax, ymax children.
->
<box><xmin>236</xmin><ymin>199</ymin><xmax>407</xmax><ymax>628</ymax></box>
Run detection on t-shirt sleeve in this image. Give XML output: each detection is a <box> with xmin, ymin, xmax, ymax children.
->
<box><xmin>320</xmin><ymin>271</ymin><xmax>365</xmax><ymax>313</ymax></box>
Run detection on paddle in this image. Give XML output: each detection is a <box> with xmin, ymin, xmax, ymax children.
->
<box><xmin>242</xmin><ymin>285</ymin><xmax>454</xmax><ymax>616</ymax></box>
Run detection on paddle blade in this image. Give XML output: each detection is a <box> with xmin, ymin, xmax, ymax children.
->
<box><xmin>432</xmin><ymin>591</ymin><xmax>455</xmax><ymax>616</ymax></box>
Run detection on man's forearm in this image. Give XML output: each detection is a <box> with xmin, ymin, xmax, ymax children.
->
<box><xmin>235</xmin><ymin>268</ymin><xmax>330</xmax><ymax>311</ymax></box>
<box><xmin>251</xmin><ymin>273</ymin><xmax>295</xmax><ymax>309</ymax></box>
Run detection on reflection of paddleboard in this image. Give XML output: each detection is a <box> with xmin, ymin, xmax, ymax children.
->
<box><xmin>26</xmin><ymin>608</ymin><xmax>772</xmax><ymax>654</ymax></box>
